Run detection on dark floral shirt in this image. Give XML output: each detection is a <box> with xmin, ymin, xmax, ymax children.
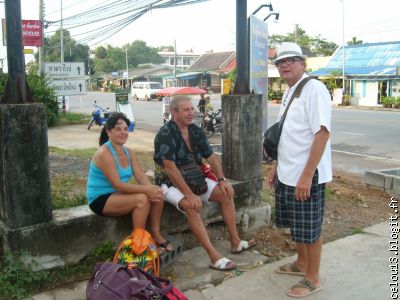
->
<box><xmin>154</xmin><ymin>120</ymin><xmax>213</xmax><ymax>187</ymax></box>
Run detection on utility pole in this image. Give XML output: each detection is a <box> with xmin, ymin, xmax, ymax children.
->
<box><xmin>125</xmin><ymin>46</ymin><xmax>129</xmax><ymax>89</ymax></box>
<box><xmin>60</xmin><ymin>0</ymin><xmax>64</xmax><ymax>63</ymax></box>
<box><xmin>1</xmin><ymin>0</ymin><xmax>32</xmax><ymax>103</ymax></box>
<box><xmin>38</xmin><ymin>0</ymin><xmax>44</xmax><ymax>75</ymax></box>
<box><xmin>174</xmin><ymin>39</ymin><xmax>177</xmax><ymax>86</ymax></box>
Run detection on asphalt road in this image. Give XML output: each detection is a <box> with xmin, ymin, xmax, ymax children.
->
<box><xmin>67</xmin><ymin>91</ymin><xmax>400</xmax><ymax>175</ymax></box>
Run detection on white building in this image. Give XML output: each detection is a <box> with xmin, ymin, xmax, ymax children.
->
<box><xmin>158</xmin><ymin>49</ymin><xmax>200</xmax><ymax>71</ymax></box>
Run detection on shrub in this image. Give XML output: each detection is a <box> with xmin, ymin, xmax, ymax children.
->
<box><xmin>0</xmin><ymin>73</ymin><xmax>58</xmax><ymax>127</ymax></box>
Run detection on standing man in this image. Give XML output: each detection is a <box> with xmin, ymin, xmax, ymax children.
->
<box><xmin>154</xmin><ymin>95</ymin><xmax>256</xmax><ymax>271</ymax></box>
<box><xmin>268</xmin><ymin>42</ymin><xmax>332</xmax><ymax>298</ymax></box>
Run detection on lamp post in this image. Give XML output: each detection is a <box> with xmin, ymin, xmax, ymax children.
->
<box><xmin>339</xmin><ymin>0</ymin><xmax>345</xmax><ymax>97</ymax></box>
<box><xmin>264</xmin><ymin>12</ymin><xmax>279</xmax><ymax>22</ymax></box>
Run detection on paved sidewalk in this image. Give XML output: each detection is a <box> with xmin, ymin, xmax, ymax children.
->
<box><xmin>31</xmin><ymin>222</ymin><xmax>390</xmax><ymax>299</ymax></box>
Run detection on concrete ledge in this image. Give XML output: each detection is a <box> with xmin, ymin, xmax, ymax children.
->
<box><xmin>365</xmin><ymin>168</ymin><xmax>400</xmax><ymax>196</ymax></box>
<box><xmin>0</xmin><ymin>177</ymin><xmax>269</xmax><ymax>270</ymax></box>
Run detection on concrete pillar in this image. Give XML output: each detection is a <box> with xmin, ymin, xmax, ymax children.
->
<box><xmin>0</xmin><ymin>104</ymin><xmax>52</xmax><ymax>229</ymax></box>
<box><xmin>221</xmin><ymin>94</ymin><xmax>262</xmax><ymax>181</ymax></box>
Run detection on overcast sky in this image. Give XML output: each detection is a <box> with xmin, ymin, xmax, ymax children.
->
<box><xmin>1</xmin><ymin>0</ymin><xmax>400</xmax><ymax>64</ymax></box>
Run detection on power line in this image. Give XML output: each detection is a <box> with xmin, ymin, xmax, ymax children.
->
<box><xmin>44</xmin><ymin>0</ymin><xmax>209</xmax><ymax>46</ymax></box>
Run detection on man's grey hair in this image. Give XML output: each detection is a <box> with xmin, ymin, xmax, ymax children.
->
<box><xmin>170</xmin><ymin>95</ymin><xmax>191</xmax><ymax>112</ymax></box>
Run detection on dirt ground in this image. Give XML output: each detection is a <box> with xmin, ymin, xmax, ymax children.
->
<box><xmin>247</xmin><ymin>164</ymin><xmax>390</xmax><ymax>259</ymax></box>
<box><xmin>49</xmin><ymin>154</ymin><xmax>392</xmax><ymax>260</ymax></box>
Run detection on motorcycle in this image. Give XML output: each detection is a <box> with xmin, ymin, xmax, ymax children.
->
<box><xmin>203</xmin><ymin>109</ymin><xmax>222</xmax><ymax>138</ymax></box>
<box><xmin>87</xmin><ymin>101</ymin><xmax>110</xmax><ymax>130</ymax></box>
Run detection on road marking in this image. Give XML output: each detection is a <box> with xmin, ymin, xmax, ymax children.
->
<box><xmin>136</xmin><ymin>120</ymin><xmax>163</xmax><ymax>126</ymax></box>
<box><xmin>340</xmin><ymin>131</ymin><xmax>365</xmax><ymax>136</ymax></box>
<box><xmin>332</xmin><ymin>150</ymin><xmax>400</xmax><ymax>163</ymax></box>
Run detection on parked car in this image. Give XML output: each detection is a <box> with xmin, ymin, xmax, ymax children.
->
<box><xmin>131</xmin><ymin>81</ymin><xmax>163</xmax><ymax>101</ymax></box>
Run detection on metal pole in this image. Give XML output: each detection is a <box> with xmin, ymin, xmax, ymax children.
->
<box><xmin>125</xmin><ymin>46</ymin><xmax>129</xmax><ymax>88</ymax></box>
<box><xmin>88</xmin><ymin>49</ymin><xmax>91</xmax><ymax>90</ymax></box>
<box><xmin>38</xmin><ymin>0</ymin><xmax>44</xmax><ymax>76</ymax></box>
<box><xmin>60</xmin><ymin>0</ymin><xmax>64</xmax><ymax>63</ymax></box>
<box><xmin>340</xmin><ymin>0</ymin><xmax>345</xmax><ymax>96</ymax></box>
<box><xmin>233</xmin><ymin>0</ymin><xmax>249</xmax><ymax>94</ymax></box>
<box><xmin>174</xmin><ymin>39</ymin><xmax>177</xmax><ymax>86</ymax></box>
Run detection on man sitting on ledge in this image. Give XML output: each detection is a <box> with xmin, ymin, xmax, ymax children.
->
<box><xmin>153</xmin><ymin>95</ymin><xmax>256</xmax><ymax>271</ymax></box>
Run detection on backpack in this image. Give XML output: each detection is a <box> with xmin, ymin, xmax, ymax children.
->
<box><xmin>113</xmin><ymin>228</ymin><xmax>160</xmax><ymax>277</ymax></box>
<box><xmin>87</xmin><ymin>262</ymin><xmax>186</xmax><ymax>300</ymax></box>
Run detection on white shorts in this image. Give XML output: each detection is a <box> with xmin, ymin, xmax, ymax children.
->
<box><xmin>161</xmin><ymin>178</ymin><xmax>218</xmax><ymax>213</ymax></box>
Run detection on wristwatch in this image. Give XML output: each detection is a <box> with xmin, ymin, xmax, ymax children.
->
<box><xmin>218</xmin><ymin>177</ymin><xmax>227</xmax><ymax>183</ymax></box>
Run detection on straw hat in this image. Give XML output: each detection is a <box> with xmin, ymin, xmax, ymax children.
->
<box><xmin>273</xmin><ymin>42</ymin><xmax>307</xmax><ymax>62</ymax></box>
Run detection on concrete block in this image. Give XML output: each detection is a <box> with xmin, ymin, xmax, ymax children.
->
<box><xmin>392</xmin><ymin>178</ymin><xmax>400</xmax><ymax>197</ymax></box>
<box><xmin>0</xmin><ymin>103</ymin><xmax>52</xmax><ymax>228</ymax></box>
<box><xmin>221</xmin><ymin>94</ymin><xmax>262</xmax><ymax>181</ymax></box>
<box><xmin>384</xmin><ymin>176</ymin><xmax>394</xmax><ymax>190</ymax></box>
<box><xmin>365</xmin><ymin>171</ymin><xmax>384</xmax><ymax>188</ymax></box>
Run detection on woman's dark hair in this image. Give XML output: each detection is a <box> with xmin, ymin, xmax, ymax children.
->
<box><xmin>99</xmin><ymin>112</ymin><xmax>130</xmax><ymax>146</ymax></box>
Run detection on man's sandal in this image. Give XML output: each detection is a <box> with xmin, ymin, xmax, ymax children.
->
<box><xmin>209</xmin><ymin>257</ymin><xmax>237</xmax><ymax>271</ymax></box>
<box><xmin>231</xmin><ymin>239</ymin><xmax>257</xmax><ymax>254</ymax></box>
<box><xmin>275</xmin><ymin>262</ymin><xmax>305</xmax><ymax>276</ymax></box>
<box><xmin>286</xmin><ymin>279</ymin><xmax>322</xmax><ymax>298</ymax></box>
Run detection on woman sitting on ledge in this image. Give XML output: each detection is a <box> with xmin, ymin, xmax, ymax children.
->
<box><xmin>86</xmin><ymin>112</ymin><xmax>173</xmax><ymax>253</ymax></box>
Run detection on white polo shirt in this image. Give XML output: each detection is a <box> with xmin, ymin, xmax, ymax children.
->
<box><xmin>277</xmin><ymin>73</ymin><xmax>332</xmax><ymax>186</ymax></box>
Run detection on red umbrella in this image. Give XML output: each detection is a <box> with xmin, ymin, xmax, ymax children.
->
<box><xmin>156</xmin><ymin>87</ymin><xmax>207</xmax><ymax>96</ymax></box>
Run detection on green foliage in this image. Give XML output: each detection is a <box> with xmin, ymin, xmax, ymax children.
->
<box><xmin>321</xmin><ymin>71</ymin><xmax>342</xmax><ymax>92</ymax></box>
<box><xmin>347</xmin><ymin>37</ymin><xmax>363</xmax><ymax>45</ymax></box>
<box><xmin>37</xmin><ymin>29</ymin><xmax>92</xmax><ymax>75</ymax></box>
<box><xmin>0</xmin><ymin>252</ymin><xmax>49</xmax><ymax>299</ymax></box>
<box><xmin>51</xmin><ymin>174</ymin><xmax>87</xmax><ymax>209</ymax></box>
<box><xmin>227</xmin><ymin>68</ymin><xmax>236</xmax><ymax>82</ymax></box>
<box><xmin>268</xmin><ymin>89</ymin><xmax>283</xmax><ymax>100</ymax></box>
<box><xmin>57</xmin><ymin>112</ymin><xmax>87</xmax><ymax>126</ymax></box>
<box><xmin>0</xmin><ymin>242</ymin><xmax>116</xmax><ymax>298</ymax></box>
<box><xmin>0</xmin><ymin>72</ymin><xmax>58</xmax><ymax>127</ymax></box>
<box><xmin>93</xmin><ymin>40</ymin><xmax>163</xmax><ymax>74</ymax></box>
<box><xmin>269</xmin><ymin>24</ymin><xmax>338</xmax><ymax>56</ymax></box>
<box><xmin>49</xmin><ymin>146</ymin><xmax>97</xmax><ymax>159</ymax></box>
<box><xmin>26</xmin><ymin>74</ymin><xmax>59</xmax><ymax>126</ymax></box>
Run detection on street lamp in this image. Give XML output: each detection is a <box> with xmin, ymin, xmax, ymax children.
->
<box><xmin>264</xmin><ymin>12</ymin><xmax>279</xmax><ymax>22</ymax></box>
<box><xmin>339</xmin><ymin>0</ymin><xmax>345</xmax><ymax>97</ymax></box>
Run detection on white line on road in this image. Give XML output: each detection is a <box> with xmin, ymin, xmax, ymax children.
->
<box><xmin>340</xmin><ymin>131</ymin><xmax>365</xmax><ymax>136</ymax></box>
<box><xmin>332</xmin><ymin>150</ymin><xmax>400</xmax><ymax>163</ymax></box>
<box><xmin>136</xmin><ymin>121</ymin><xmax>163</xmax><ymax>126</ymax></box>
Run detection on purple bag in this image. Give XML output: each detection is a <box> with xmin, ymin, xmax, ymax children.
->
<box><xmin>86</xmin><ymin>262</ymin><xmax>172</xmax><ymax>300</ymax></box>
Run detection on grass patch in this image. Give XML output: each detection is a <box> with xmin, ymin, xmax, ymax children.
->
<box><xmin>56</xmin><ymin>112</ymin><xmax>88</xmax><ymax>126</ymax></box>
<box><xmin>0</xmin><ymin>242</ymin><xmax>115</xmax><ymax>299</ymax></box>
<box><xmin>51</xmin><ymin>175</ymin><xmax>87</xmax><ymax>209</ymax></box>
<box><xmin>351</xmin><ymin>227</ymin><xmax>364</xmax><ymax>235</ymax></box>
<box><xmin>325</xmin><ymin>187</ymin><xmax>334</xmax><ymax>201</ymax></box>
<box><xmin>49</xmin><ymin>146</ymin><xmax>97</xmax><ymax>160</ymax></box>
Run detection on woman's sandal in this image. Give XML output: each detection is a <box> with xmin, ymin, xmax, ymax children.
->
<box><xmin>157</xmin><ymin>240</ymin><xmax>173</xmax><ymax>253</ymax></box>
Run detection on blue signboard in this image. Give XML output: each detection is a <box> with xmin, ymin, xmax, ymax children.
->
<box><xmin>249</xmin><ymin>15</ymin><xmax>269</xmax><ymax>133</ymax></box>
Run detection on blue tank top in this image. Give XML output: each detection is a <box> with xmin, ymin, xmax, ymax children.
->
<box><xmin>86</xmin><ymin>141</ymin><xmax>133</xmax><ymax>204</ymax></box>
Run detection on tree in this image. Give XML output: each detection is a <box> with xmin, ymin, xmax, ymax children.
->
<box><xmin>35</xmin><ymin>29</ymin><xmax>91</xmax><ymax>75</ymax></box>
<box><xmin>347</xmin><ymin>37</ymin><xmax>363</xmax><ymax>45</ymax></box>
<box><xmin>93</xmin><ymin>40</ymin><xmax>163</xmax><ymax>74</ymax></box>
<box><xmin>269</xmin><ymin>24</ymin><xmax>338</xmax><ymax>56</ymax></box>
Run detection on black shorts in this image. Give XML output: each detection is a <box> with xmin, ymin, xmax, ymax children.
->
<box><xmin>89</xmin><ymin>193</ymin><xmax>113</xmax><ymax>216</ymax></box>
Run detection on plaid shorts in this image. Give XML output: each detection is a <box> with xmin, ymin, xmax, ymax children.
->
<box><xmin>275</xmin><ymin>171</ymin><xmax>325</xmax><ymax>244</ymax></box>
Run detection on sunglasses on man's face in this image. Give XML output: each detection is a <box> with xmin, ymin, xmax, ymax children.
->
<box><xmin>275</xmin><ymin>57</ymin><xmax>302</xmax><ymax>67</ymax></box>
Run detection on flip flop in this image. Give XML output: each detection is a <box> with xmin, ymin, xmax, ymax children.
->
<box><xmin>275</xmin><ymin>262</ymin><xmax>305</xmax><ymax>276</ymax></box>
<box><xmin>286</xmin><ymin>279</ymin><xmax>322</xmax><ymax>298</ymax></box>
<box><xmin>209</xmin><ymin>257</ymin><xmax>237</xmax><ymax>271</ymax></box>
<box><xmin>157</xmin><ymin>240</ymin><xmax>173</xmax><ymax>253</ymax></box>
<box><xmin>231</xmin><ymin>239</ymin><xmax>257</xmax><ymax>254</ymax></box>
